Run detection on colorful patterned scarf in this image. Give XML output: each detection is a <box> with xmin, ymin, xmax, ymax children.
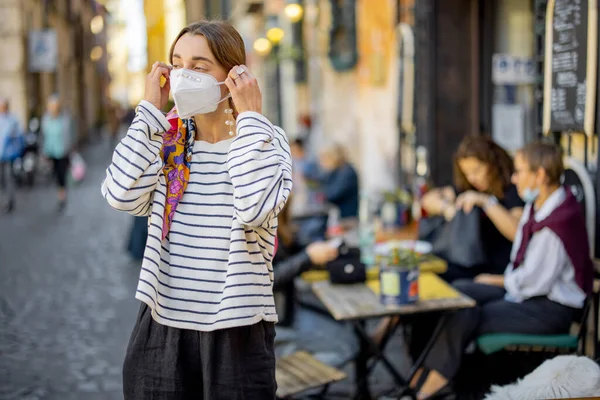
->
<box><xmin>160</xmin><ymin>108</ymin><xmax>195</xmax><ymax>239</ymax></box>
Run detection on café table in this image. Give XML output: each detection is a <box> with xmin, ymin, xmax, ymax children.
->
<box><xmin>311</xmin><ymin>272</ymin><xmax>475</xmax><ymax>399</ymax></box>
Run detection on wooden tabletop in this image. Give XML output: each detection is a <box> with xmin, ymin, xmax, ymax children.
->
<box><xmin>312</xmin><ymin>272</ymin><xmax>475</xmax><ymax>321</ymax></box>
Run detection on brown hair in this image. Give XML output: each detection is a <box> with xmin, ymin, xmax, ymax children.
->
<box><xmin>517</xmin><ymin>141</ymin><xmax>564</xmax><ymax>186</ymax></box>
<box><xmin>277</xmin><ymin>195</ymin><xmax>296</xmax><ymax>248</ymax></box>
<box><xmin>169</xmin><ymin>20</ymin><xmax>246</xmax><ymax>113</ymax></box>
<box><xmin>453</xmin><ymin>136</ymin><xmax>514</xmax><ymax>198</ymax></box>
<box><xmin>169</xmin><ymin>20</ymin><xmax>246</xmax><ymax>70</ymax></box>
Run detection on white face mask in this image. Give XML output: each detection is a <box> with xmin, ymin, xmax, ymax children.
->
<box><xmin>169</xmin><ymin>69</ymin><xmax>230</xmax><ymax>118</ymax></box>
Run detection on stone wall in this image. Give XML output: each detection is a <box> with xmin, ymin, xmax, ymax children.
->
<box><xmin>0</xmin><ymin>0</ymin><xmax>28</xmax><ymax>125</ymax></box>
<box><xmin>304</xmin><ymin>0</ymin><xmax>401</xmax><ymax>193</ymax></box>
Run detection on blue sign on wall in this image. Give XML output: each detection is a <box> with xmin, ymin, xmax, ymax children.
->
<box><xmin>28</xmin><ymin>30</ymin><xmax>58</xmax><ymax>73</ymax></box>
<box><xmin>492</xmin><ymin>53</ymin><xmax>536</xmax><ymax>84</ymax></box>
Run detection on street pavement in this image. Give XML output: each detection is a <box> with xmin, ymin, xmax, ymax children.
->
<box><xmin>0</xmin><ymin>140</ymin><xmax>408</xmax><ymax>399</ymax></box>
<box><xmin>0</xmin><ymin>142</ymin><xmax>141</xmax><ymax>399</ymax></box>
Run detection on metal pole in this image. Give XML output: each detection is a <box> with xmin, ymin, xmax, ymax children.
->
<box><xmin>274</xmin><ymin>44</ymin><xmax>283</xmax><ymax>127</ymax></box>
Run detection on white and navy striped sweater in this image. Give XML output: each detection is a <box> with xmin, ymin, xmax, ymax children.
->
<box><xmin>101</xmin><ymin>100</ymin><xmax>292</xmax><ymax>331</ymax></box>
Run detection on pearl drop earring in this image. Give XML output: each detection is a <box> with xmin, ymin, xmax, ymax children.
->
<box><xmin>224</xmin><ymin>108</ymin><xmax>235</xmax><ymax>136</ymax></box>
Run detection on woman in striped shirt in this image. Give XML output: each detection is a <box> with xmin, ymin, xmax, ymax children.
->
<box><xmin>102</xmin><ymin>20</ymin><xmax>292</xmax><ymax>399</ymax></box>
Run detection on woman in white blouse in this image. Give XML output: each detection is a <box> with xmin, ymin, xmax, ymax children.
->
<box><xmin>102</xmin><ymin>21</ymin><xmax>292</xmax><ymax>399</ymax></box>
<box><xmin>413</xmin><ymin>142</ymin><xmax>593</xmax><ymax>399</ymax></box>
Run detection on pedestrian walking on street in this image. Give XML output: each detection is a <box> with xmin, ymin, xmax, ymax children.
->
<box><xmin>0</xmin><ymin>98</ymin><xmax>23</xmax><ymax>213</ymax></box>
<box><xmin>41</xmin><ymin>94</ymin><xmax>75</xmax><ymax>211</ymax></box>
<box><xmin>101</xmin><ymin>20</ymin><xmax>292</xmax><ymax>399</ymax></box>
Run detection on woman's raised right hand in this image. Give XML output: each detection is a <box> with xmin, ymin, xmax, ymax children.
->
<box><xmin>144</xmin><ymin>62</ymin><xmax>172</xmax><ymax>111</ymax></box>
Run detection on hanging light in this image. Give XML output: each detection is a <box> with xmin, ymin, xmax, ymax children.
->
<box><xmin>90</xmin><ymin>46</ymin><xmax>103</xmax><ymax>62</ymax></box>
<box><xmin>266</xmin><ymin>27</ymin><xmax>285</xmax><ymax>45</ymax></box>
<box><xmin>284</xmin><ymin>3</ymin><xmax>304</xmax><ymax>23</ymax></box>
<box><xmin>253</xmin><ymin>37</ymin><xmax>273</xmax><ymax>56</ymax></box>
<box><xmin>90</xmin><ymin>15</ymin><xmax>104</xmax><ymax>34</ymax></box>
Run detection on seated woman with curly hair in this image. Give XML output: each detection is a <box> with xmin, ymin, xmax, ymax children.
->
<box><xmin>422</xmin><ymin>136</ymin><xmax>525</xmax><ymax>282</ymax></box>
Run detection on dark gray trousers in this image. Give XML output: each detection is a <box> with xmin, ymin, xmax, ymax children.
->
<box><xmin>424</xmin><ymin>280</ymin><xmax>576</xmax><ymax>379</ymax></box>
<box><xmin>123</xmin><ymin>303</ymin><xmax>277</xmax><ymax>400</ymax></box>
<box><xmin>0</xmin><ymin>161</ymin><xmax>14</xmax><ymax>204</ymax></box>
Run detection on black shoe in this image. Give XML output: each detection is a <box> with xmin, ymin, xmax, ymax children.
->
<box><xmin>57</xmin><ymin>199</ymin><xmax>66</xmax><ymax>212</ymax></box>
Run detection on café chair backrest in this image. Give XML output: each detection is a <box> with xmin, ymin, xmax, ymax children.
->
<box><xmin>562</xmin><ymin>157</ymin><xmax>595</xmax><ymax>256</ymax></box>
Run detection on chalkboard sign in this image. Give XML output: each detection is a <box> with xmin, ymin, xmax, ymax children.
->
<box><xmin>549</xmin><ymin>0</ymin><xmax>588</xmax><ymax>131</ymax></box>
<box><xmin>543</xmin><ymin>0</ymin><xmax>598</xmax><ymax>135</ymax></box>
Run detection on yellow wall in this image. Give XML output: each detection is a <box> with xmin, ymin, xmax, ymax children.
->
<box><xmin>144</xmin><ymin>0</ymin><xmax>187</xmax><ymax>67</ymax></box>
<box><xmin>355</xmin><ymin>0</ymin><xmax>400</xmax><ymax>192</ymax></box>
<box><xmin>164</xmin><ymin>0</ymin><xmax>187</xmax><ymax>58</ymax></box>
<box><xmin>357</xmin><ymin>0</ymin><xmax>395</xmax><ymax>88</ymax></box>
<box><xmin>144</xmin><ymin>0</ymin><xmax>167</xmax><ymax>68</ymax></box>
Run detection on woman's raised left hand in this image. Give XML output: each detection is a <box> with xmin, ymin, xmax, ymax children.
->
<box><xmin>224</xmin><ymin>65</ymin><xmax>262</xmax><ymax>115</ymax></box>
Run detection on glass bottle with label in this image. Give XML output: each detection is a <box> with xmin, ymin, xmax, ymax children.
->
<box><xmin>326</xmin><ymin>207</ymin><xmax>344</xmax><ymax>238</ymax></box>
<box><xmin>358</xmin><ymin>192</ymin><xmax>376</xmax><ymax>267</ymax></box>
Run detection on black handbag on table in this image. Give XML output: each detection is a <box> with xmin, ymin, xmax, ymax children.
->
<box><xmin>418</xmin><ymin>207</ymin><xmax>487</xmax><ymax>268</ymax></box>
<box><xmin>326</xmin><ymin>243</ymin><xmax>367</xmax><ymax>284</ymax></box>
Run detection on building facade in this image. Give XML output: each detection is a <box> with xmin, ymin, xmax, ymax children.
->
<box><xmin>191</xmin><ymin>0</ymin><xmax>413</xmax><ymax>194</ymax></box>
<box><xmin>0</xmin><ymin>0</ymin><xmax>109</xmax><ymax>142</ymax></box>
<box><xmin>175</xmin><ymin>0</ymin><xmax>598</xmax><ymax>196</ymax></box>
<box><xmin>414</xmin><ymin>0</ymin><xmax>539</xmax><ymax>185</ymax></box>
<box><xmin>415</xmin><ymin>0</ymin><xmax>598</xmax><ymax>185</ymax></box>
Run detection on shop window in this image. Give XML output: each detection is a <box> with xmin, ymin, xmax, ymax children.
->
<box><xmin>328</xmin><ymin>0</ymin><xmax>358</xmax><ymax>71</ymax></box>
